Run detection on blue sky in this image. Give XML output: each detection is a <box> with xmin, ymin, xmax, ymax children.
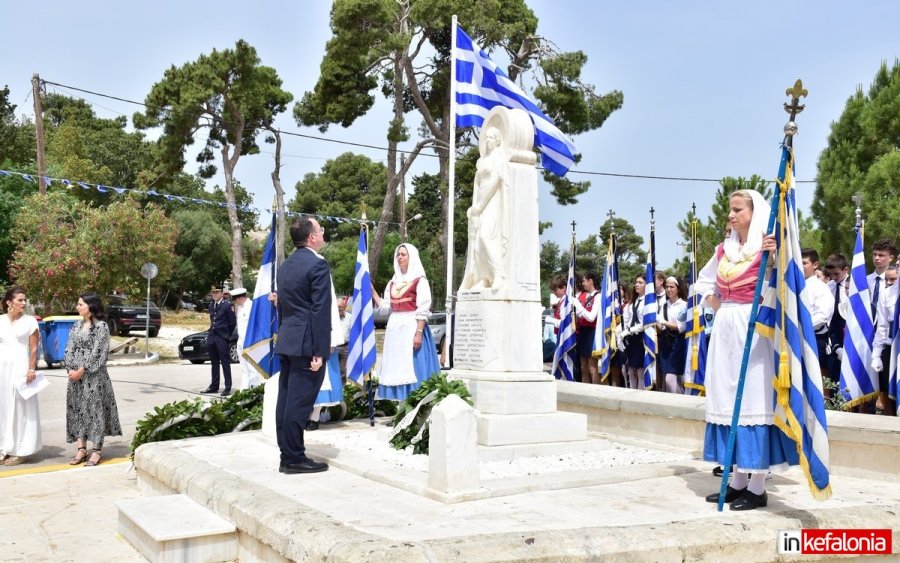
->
<box><xmin>2</xmin><ymin>1</ymin><xmax>897</xmax><ymax>267</ymax></box>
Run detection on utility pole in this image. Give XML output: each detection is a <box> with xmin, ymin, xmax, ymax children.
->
<box><xmin>399</xmin><ymin>153</ymin><xmax>407</xmax><ymax>242</ymax></box>
<box><xmin>32</xmin><ymin>73</ymin><xmax>47</xmax><ymax>195</ymax></box>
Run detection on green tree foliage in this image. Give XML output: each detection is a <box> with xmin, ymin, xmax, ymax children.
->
<box><xmin>0</xmin><ymin>86</ymin><xmax>35</xmax><ymax>167</ymax></box>
<box><xmin>288</xmin><ymin>152</ymin><xmax>389</xmax><ymax>243</ymax></box>
<box><xmin>166</xmin><ymin>209</ymin><xmax>231</xmax><ymax>298</ymax></box>
<box><xmin>297</xmin><ymin>0</ymin><xmax>622</xmax><ymax>293</ymax></box>
<box><xmin>134</xmin><ymin>39</ymin><xmax>293</xmax><ymax>287</ymax></box>
<box><xmin>8</xmin><ymin>193</ymin><xmax>177</xmax><ymax>314</ymax></box>
<box><xmin>670</xmin><ymin>175</ymin><xmax>772</xmax><ymax>276</ymax></box>
<box><xmin>813</xmin><ymin>60</ymin><xmax>900</xmax><ymax>257</ymax></box>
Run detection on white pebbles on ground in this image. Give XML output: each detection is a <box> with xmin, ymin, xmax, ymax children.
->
<box><xmin>310</xmin><ymin>426</ymin><xmax>693</xmax><ymax>480</ymax></box>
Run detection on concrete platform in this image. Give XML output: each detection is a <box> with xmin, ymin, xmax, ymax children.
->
<box><xmin>133</xmin><ymin>416</ymin><xmax>900</xmax><ymax>561</ymax></box>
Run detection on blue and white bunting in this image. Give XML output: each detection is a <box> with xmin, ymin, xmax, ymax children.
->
<box><xmin>454</xmin><ymin>25</ymin><xmax>579</xmax><ymax>177</ymax></box>
<box><xmin>347</xmin><ymin>228</ymin><xmax>377</xmax><ymax>384</ymax></box>
<box><xmin>241</xmin><ymin>216</ymin><xmax>280</xmax><ymax>379</ymax></box>
<box><xmin>552</xmin><ymin>240</ymin><xmax>578</xmax><ymax>381</ymax></box>
<box><xmin>837</xmin><ymin>230</ymin><xmax>878</xmax><ymax>406</ymax></box>
<box><xmin>754</xmin><ymin>147</ymin><xmax>831</xmax><ymax>498</ymax></box>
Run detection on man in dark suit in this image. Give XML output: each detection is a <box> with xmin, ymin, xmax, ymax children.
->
<box><xmin>201</xmin><ymin>284</ymin><xmax>237</xmax><ymax>396</ymax></box>
<box><xmin>275</xmin><ymin>217</ymin><xmax>332</xmax><ymax>474</ymax></box>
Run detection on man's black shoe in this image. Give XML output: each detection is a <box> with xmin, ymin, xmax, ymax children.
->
<box><xmin>220</xmin><ymin>388</ymin><xmax>232</xmax><ymax>397</ymax></box>
<box><xmin>306</xmin><ymin>420</ymin><xmax>319</xmax><ymax>431</ymax></box>
<box><xmin>200</xmin><ymin>387</ymin><xmax>218</xmax><ymax>394</ymax></box>
<box><xmin>712</xmin><ymin>465</ymin><xmax>723</xmax><ymax>477</ymax></box>
<box><xmin>279</xmin><ymin>458</ymin><xmax>328</xmax><ymax>474</ymax></box>
<box><xmin>730</xmin><ymin>490</ymin><xmax>767</xmax><ymax>511</ymax></box>
<box><xmin>705</xmin><ymin>486</ymin><xmax>745</xmax><ymax>504</ymax></box>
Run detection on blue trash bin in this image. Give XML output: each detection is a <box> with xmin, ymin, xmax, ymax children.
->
<box><xmin>38</xmin><ymin>315</ymin><xmax>80</xmax><ymax>368</ymax></box>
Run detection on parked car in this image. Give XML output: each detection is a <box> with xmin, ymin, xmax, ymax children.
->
<box><xmin>106</xmin><ymin>295</ymin><xmax>162</xmax><ymax>337</ymax></box>
<box><xmin>177</xmin><ymin>330</ymin><xmax>239</xmax><ymax>364</ymax></box>
<box><xmin>427</xmin><ymin>312</ymin><xmax>446</xmax><ymax>353</ymax></box>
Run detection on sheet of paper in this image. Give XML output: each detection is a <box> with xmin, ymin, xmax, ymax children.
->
<box><xmin>17</xmin><ymin>371</ymin><xmax>49</xmax><ymax>400</ymax></box>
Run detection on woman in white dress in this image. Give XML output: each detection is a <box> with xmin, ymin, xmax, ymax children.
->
<box><xmin>372</xmin><ymin>244</ymin><xmax>441</xmax><ymax>401</ymax></box>
<box><xmin>0</xmin><ymin>287</ymin><xmax>42</xmax><ymax>465</ymax></box>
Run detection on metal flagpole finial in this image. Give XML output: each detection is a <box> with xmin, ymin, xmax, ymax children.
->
<box><xmin>606</xmin><ymin>209</ymin><xmax>616</xmax><ymax>237</ymax></box>
<box><xmin>852</xmin><ymin>192</ymin><xmax>863</xmax><ymax>231</ymax></box>
<box><xmin>691</xmin><ymin>202</ymin><xmax>697</xmax><ymax>221</ymax></box>
<box><xmin>783</xmin><ymin>79</ymin><xmax>807</xmax><ymax>144</ymax></box>
<box><xmin>650</xmin><ymin>207</ymin><xmax>656</xmax><ymax>230</ymax></box>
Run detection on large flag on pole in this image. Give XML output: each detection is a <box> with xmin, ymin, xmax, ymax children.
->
<box><xmin>454</xmin><ymin>25</ymin><xmax>579</xmax><ymax>177</ymax></box>
<box><xmin>241</xmin><ymin>216</ymin><xmax>280</xmax><ymax>379</ymax></box>
<box><xmin>683</xmin><ymin>226</ymin><xmax>708</xmax><ymax>395</ymax></box>
<box><xmin>889</xmin><ymin>287</ymin><xmax>900</xmax><ymax>409</ymax></box>
<box><xmin>347</xmin><ymin>227</ymin><xmax>377</xmax><ymax>384</ymax></box>
<box><xmin>837</xmin><ymin>231</ymin><xmax>879</xmax><ymax>406</ymax></box>
<box><xmin>552</xmin><ymin>238</ymin><xmax>578</xmax><ymax>381</ymax></box>
<box><xmin>754</xmin><ymin>147</ymin><xmax>831</xmax><ymax>499</ymax></box>
<box><xmin>641</xmin><ymin>260</ymin><xmax>657</xmax><ymax>389</ymax></box>
<box><xmin>593</xmin><ymin>236</ymin><xmax>620</xmax><ymax>382</ymax></box>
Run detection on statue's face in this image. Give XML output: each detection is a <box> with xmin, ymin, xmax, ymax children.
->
<box><xmin>485</xmin><ymin>129</ymin><xmax>500</xmax><ymax>149</ymax></box>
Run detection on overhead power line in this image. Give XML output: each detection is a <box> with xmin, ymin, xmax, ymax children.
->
<box><xmin>40</xmin><ymin>79</ymin><xmax>818</xmax><ymax>184</ymax></box>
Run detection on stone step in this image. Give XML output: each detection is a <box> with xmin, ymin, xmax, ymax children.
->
<box><xmin>476</xmin><ymin>411</ymin><xmax>587</xmax><ymax>446</ymax></box>
<box><xmin>116</xmin><ymin>494</ymin><xmax>237</xmax><ymax>563</ymax></box>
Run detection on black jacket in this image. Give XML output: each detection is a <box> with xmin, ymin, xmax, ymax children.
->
<box><xmin>208</xmin><ymin>299</ymin><xmax>236</xmax><ymax>340</ymax></box>
<box><xmin>274</xmin><ymin>247</ymin><xmax>332</xmax><ymax>359</ymax></box>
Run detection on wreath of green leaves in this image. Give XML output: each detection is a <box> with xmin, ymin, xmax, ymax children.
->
<box><xmin>389</xmin><ymin>373</ymin><xmax>472</xmax><ymax>455</ymax></box>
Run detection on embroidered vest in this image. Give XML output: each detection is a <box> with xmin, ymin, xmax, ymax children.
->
<box><xmin>390</xmin><ymin>277</ymin><xmax>421</xmax><ymax>313</ymax></box>
<box><xmin>715</xmin><ymin>243</ymin><xmax>762</xmax><ymax>304</ymax></box>
<box><xmin>577</xmin><ymin>290</ymin><xmax>598</xmax><ymax>328</ymax></box>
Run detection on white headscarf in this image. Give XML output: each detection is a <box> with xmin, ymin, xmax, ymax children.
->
<box><xmin>722</xmin><ymin>189</ymin><xmax>771</xmax><ymax>263</ymax></box>
<box><xmin>391</xmin><ymin>243</ymin><xmax>427</xmax><ymax>284</ymax></box>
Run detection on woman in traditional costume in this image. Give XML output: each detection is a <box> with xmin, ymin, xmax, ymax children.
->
<box><xmin>696</xmin><ymin>189</ymin><xmax>797</xmax><ymax>511</ymax></box>
<box><xmin>372</xmin><ymin>244</ymin><xmax>440</xmax><ymax>401</ymax></box>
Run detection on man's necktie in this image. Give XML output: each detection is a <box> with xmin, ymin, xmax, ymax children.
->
<box><xmin>872</xmin><ymin>276</ymin><xmax>881</xmax><ymax>319</ymax></box>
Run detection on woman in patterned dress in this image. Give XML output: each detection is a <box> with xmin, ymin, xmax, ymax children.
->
<box><xmin>65</xmin><ymin>292</ymin><xmax>122</xmax><ymax>467</ymax></box>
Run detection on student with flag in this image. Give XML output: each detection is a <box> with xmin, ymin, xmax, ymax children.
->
<box><xmin>871</xmin><ymin>257</ymin><xmax>899</xmax><ymax>416</ymax></box>
<box><xmin>695</xmin><ymin>190</ymin><xmax>797</xmax><ymax>510</ymax></box>
<box><xmin>619</xmin><ymin>274</ymin><xmax>648</xmax><ymax>390</ymax></box>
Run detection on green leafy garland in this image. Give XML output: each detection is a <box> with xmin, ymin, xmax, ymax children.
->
<box><xmin>130</xmin><ymin>385</ymin><xmax>264</xmax><ymax>459</ymax></box>
<box><xmin>389</xmin><ymin>373</ymin><xmax>472</xmax><ymax>455</ymax></box>
<box><xmin>327</xmin><ymin>379</ymin><xmax>398</xmax><ymax>421</ymax></box>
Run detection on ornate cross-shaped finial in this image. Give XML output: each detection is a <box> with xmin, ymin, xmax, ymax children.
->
<box><xmin>606</xmin><ymin>209</ymin><xmax>616</xmax><ymax>224</ymax></box>
<box><xmin>852</xmin><ymin>192</ymin><xmax>863</xmax><ymax>231</ymax></box>
<box><xmin>650</xmin><ymin>207</ymin><xmax>656</xmax><ymax>230</ymax></box>
<box><xmin>571</xmin><ymin>220</ymin><xmax>577</xmax><ymax>233</ymax></box>
<box><xmin>784</xmin><ymin>79</ymin><xmax>808</xmax><ymax>120</ymax></box>
<box><xmin>691</xmin><ymin>202</ymin><xmax>697</xmax><ymax>219</ymax></box>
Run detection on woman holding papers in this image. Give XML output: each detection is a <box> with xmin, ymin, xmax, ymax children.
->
<box><xmin>0</xmin><ymin>287</ymin><xmax>42</xmax><ymax>466</ymax></box>
<box><xmin>371</xmin><ymin>243</ymin><xmax>440</xmax><ymax>401</ymax></box>
<box><xmin>64</xmin><ymin>292</ymin><xmax>122</xmax><ymax>467</ymax></box>
<box><xmin>694</xmin><ymin>190</ymin><xmax>796</xmax><ymax>511</ymax></box>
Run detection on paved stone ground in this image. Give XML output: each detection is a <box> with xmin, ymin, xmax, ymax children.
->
<box><xmin>0</xmin><ymin>460</ymin><xmax>144</xmax><ymax>562</ymax></box>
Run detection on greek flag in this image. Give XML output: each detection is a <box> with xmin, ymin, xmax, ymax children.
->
<box><xmin>683</xmin><ymin>247</ymin><xmax>708</xmax><ymax>395</ymax></box>
<box><xmin>889</xmin><ymin>287</ymin><xmax>899</xmax><ymax>409</ymax></box>
<box><xmin>347</xmin><ymin>228</ymin><xmax>377</xmax><ymax>384</ymax></box>
<box><xmin>552</xmin><ymin>241</ymin><xmax>578</xmax><ymax>381</ymax></box>
<box><xmin>593</xmin><ymin>241</ymin><xmax>620</xmax><ymax>382</ymax></box>
<box><xmin>641</xmin><ymin>260</ymin><xmax>657</xmax><ymax>389</ymax></box>
<box><xmin>838</xmin><ymin>231</ymin><xmax>878</xmax><ymax>406</ymax></box>
<box><xmin>241</xmin><ymin>217</ymin><xmax>280</xmax><ymax>378</ymax></box>
<box><xmin>755</xmin><ymin>147</ymin><xmax>831</xmax><ymax>499</ymax></box>
<box><xmin>454</xmin><ymin>25</ymin><xmax>579</xmax><ymax>177</ymax></box>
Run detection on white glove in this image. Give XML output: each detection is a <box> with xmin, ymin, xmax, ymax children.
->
<box><xmin>835</xmin><ymin>347</ymin><xmax>844</xmax><ymax>361</ymax></box>
<box><xmin>616</xmin><ymin>333</ymin><xmax>626</xmax><ymax>351</ymax></box>
<box><xmin>871</xmin><ymin>357</ymin><xmax>884</xmax><ymax>373</ymax></box>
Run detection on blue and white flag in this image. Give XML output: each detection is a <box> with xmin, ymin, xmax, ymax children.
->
<box><xmin>755</xmin><ymin>147</ymin><xmax>831</xmax><ymax>499</ymax></box>
<box><xmin>641</xmin><ymin>260</ymin><xmax>657</xmax><ymax>390</ymax></box>
<box><xmin>347</xmin><ymin>228</ymin><xmax>377</xmax><ymax>384</ymax></box>
<box><xmin>889</xmin><ymin>287</ymin><xmax>899</xmax><ymax>410</ymax></box>
<box><xmin>593</xmin><ymin>240</ymin><xmax>620</xmax><ymax>382</ymax></box>
<box><xmin>552</xmin><ymin>241</ymin><xmax>578</xmax><ymax>381</ymax></box>
<box><xmin>683</xmin><ymin>244</ymin><xmax>708</xmax><ymax>396</ymax></box>
<box><xmin>241</xmin><ymin>217</ymin><xmax>280</xmax><ymax>379</ymax></box>
<box><xmin>838</xmin><ymin>230</ymin><xmax>878</xmax><ymax>406</ymax></box>
<box><xmin>454</xmin><ymin>25</ymin><xmax>579</xmax><ymax>177</ymax></box>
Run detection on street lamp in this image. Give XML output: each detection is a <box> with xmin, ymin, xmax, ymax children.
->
<box><xmin>401</xmin><ymin>213</ymin><xmax>423</xmax><ymax>242</ymax></box>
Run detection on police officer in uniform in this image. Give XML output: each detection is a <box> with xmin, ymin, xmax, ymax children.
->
<box><xmin>201</xmin><ymin>284</ymin><xmax>237</xmax><ymax>396</ymax></box>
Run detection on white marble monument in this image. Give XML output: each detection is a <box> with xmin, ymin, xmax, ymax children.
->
<box><xmin>451</xmin><ymin>106</ymin><xmax>587</xmax><ymax>451</ymax></box>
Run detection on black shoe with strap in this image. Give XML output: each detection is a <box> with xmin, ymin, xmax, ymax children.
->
<box><xmin>730</xmin><ymin>490</ymin><xmax>767</xmax><ymax>511</ymax></box>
